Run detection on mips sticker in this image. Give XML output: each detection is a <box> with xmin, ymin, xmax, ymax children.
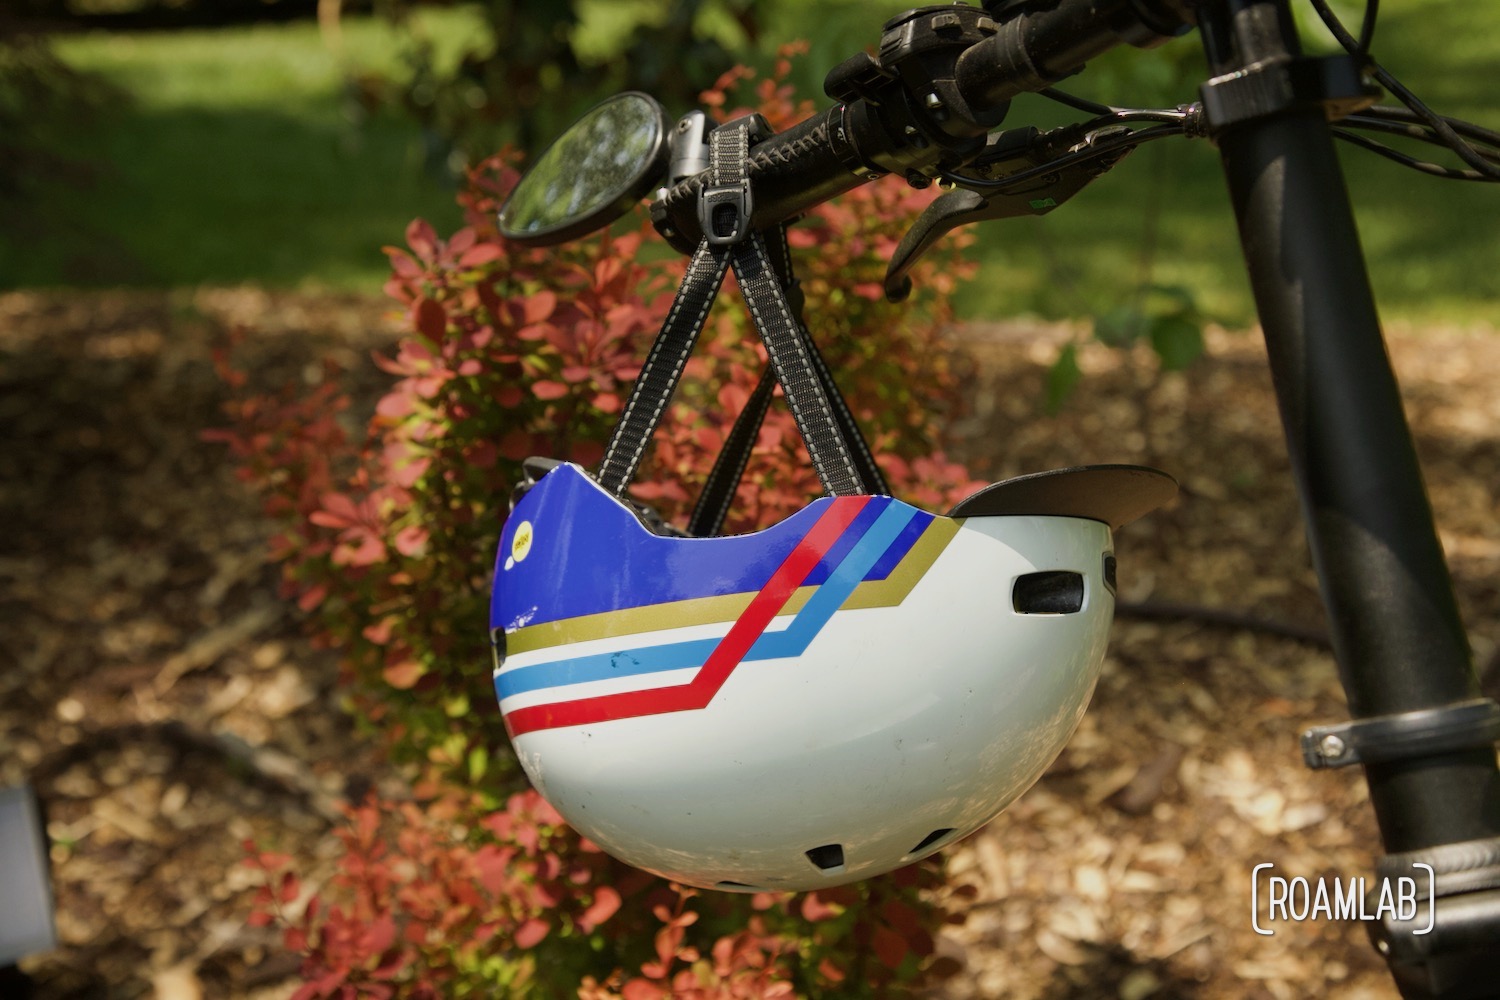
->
<box><xmin>512</xmin><ymin>521</ymin><xmax>535</xmax><ymax>563</ymax></box>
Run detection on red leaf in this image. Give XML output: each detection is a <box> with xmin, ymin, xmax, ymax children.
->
<box><xmin>383</xmin><ymin>277</ymin><xmax>415</xmax><ymax>304</ymax></box>
<box><xmin>477</xmin><ymin>282</ymin><xmax>503</xmax><ymax>319</ymax></box>
<box><xmin>383</xmin><ymin>246</ymin><xmax>422</xmax><ymax>278</ymax></box>
<box><xmin>622</xmin><ymin>981</ymin><xmax>666</xmax><ymax>1000</ymax></box>
<box><xmin>376</xmin><ymin>390</ymin><xmax>419</xmax><ymax>421</ymax></box>
<box><xmin>871</xmin><ymin>924</ymin><xmax>908</xmax><ymax>969</ymax></box>
<box><xmin>393</xmin><ymin>524</ymin><xmax>428</xmax><ymax>557</ymax></box>
<box><xmin>880</xmin><ymin>897</ymin><xmax>922</xmax><ymax>936</ymax></box>
<box><xmin>366</xmin><ymin>913</ymin><xmax>397</xmax><ymax>954</ymax></box>
<box><xmin>524</xmin><ymin>290</ymin><xmax>557</xmax><ymax>325</ymax></box>
<box><xmin>513</xmin><ymin>917</ymin><xmax>549</xmax><ymax>949</ymax></box>
<box><xmin>459</xmin><ymin>243</ymin><xmax>505</xmax><ymax>268</ymax></box>
<box><xmin>473</xmin><ymin>845</ymin><xmax>510</xmax><ymax>895</ymax></box>
<box><xmin>335</xmin><ymin>529</ymin><xmax>386</xmax><ymax>568</ymax></box>
<box><xmin>414</xmin><ymin>298</ymin><xmax>447</xmax><ymax>342</ymax></box>
<box><xmin>406</xmin><ymin>218</ymin><xmax>439</xmax><ymax>262</ymax></box>
<box><xmin>448</xmin><ymin>226</ymin><xmax>477</xmax><ymax>255</ymax></box>
<box><xmin>296</xmin><ymin>582</ymin><xmax>329</xmax><ymax>613</ymax></box>
<box><xmin>577</xmin><ymin>886</ymin><xmax>621</xmax><ymax>932</ymax></box>
<box><xmin>358</xmin><ymin>614</ymin><xmax>393</xmax><ymax>644</ymax></box>
<box><xmin>799</xmin><ymin>891</ymin><xmax>841</xmax><ymax>923</ymax></box>
<box><xmin>383</xmin><ymin>660</ymin><xmax>424</xmax><ymax>689</ymax></box>
<box><xmin>372</xmin><ymin>350</ymin><xmax>410</xmax><ymax>376</ymax></box>
<box><xmin>313</xmin><ymin>492</ymin><xmax>362</xmax><ymax>528</ymax></box>
<box><xmin>531</xmin><ymin>380</ymin><xmax>568</xmax><ymax>401</ymax></box>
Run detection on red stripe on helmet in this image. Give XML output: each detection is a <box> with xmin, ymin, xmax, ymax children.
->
<box><xmin>504</xmin><ymin>495</ymin><xmax>871</xmax><ymax>738</ymax></box>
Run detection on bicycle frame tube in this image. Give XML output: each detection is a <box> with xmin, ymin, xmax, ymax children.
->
<box><xmin>1198</xmin><ymin>0</ymin><xmax>1500</xmax><ymax>853</ymax></box>
<box><xmin>1196</xmin><ymin>3</ymin><xmax>1500</xmax><ymax>991</ymax></box>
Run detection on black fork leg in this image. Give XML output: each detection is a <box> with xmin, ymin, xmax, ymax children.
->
<box><xmin>1196</xmin><ymin>0</ymin><xmax>1500</xmax><ymax>994</ymax></box>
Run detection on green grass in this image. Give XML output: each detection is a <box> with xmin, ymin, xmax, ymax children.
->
<box><xmin>2</xmin><ymin>9</ymin><xmax>479</xmax><ymax>291</ymax></box>
<box><xmin>5</xmin><ymin>0</ymin><xmax>1497</xmax><ymax>328</ymax></box>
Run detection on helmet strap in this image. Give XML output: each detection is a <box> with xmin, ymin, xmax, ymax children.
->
<box><xmin>597</xmin><ymin>116</ymin><xmax>886</xmax><ymax>526</ymax></box>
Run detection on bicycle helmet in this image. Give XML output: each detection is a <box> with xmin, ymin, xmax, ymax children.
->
<box><xmin>490</xmin><ymin>110</ymin><xmax>1174</xmax><ymax>891</ymax></box>
<box><xmin>491</xmin><ymin>461</ymin><xmax>1173</xmax><ymax>892</ymax></box>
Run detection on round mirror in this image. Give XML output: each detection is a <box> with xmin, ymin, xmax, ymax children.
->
<box><xmin>498</xmin><ymin>92</ymin><xmax>672</xmax><ymax>246</ymax></box>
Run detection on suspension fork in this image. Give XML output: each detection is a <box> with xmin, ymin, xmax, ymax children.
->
<box><xmin>1196</xmin><ymin>0</ymin><xmax>1500</xmax><ymax>993</ymax></box>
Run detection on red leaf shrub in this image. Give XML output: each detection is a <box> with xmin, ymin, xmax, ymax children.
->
<box><xmin>224</xmin><ymin>46</ymin><xmax>980</xmax><ymax>998</ymax></box>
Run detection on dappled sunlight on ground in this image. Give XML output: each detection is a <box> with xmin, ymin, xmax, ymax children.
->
<box><xmin>2</xmin><ymin>290</ymin><xmax>1497</xmax><ymax>997</ymax></box>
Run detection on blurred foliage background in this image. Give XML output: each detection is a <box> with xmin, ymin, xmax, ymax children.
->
<box><xmin>2</xmin><ymin>0</ymin><xmax>1497</xmax><ymax>328</ymax></box>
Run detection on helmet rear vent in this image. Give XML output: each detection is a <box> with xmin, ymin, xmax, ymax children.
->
<box><xmin>1013</xmin><ymin>571</ymin><xmax>1085</xmax><ymax>614</ymax></box>
<box><xmin>909</xmin><ymin>827</ymin><xmax>957</xmax><ymax>854</ymax></box>
<box><xmin>804</xmin><ymin>843</ymin><xmax>846</xmax><ymax>873</ymax></box>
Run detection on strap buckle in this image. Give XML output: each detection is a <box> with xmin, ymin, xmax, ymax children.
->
<box><xmin>698</xmin><ymin>179</ymin><xmax>754</xmax><ymax>246</ymax></box>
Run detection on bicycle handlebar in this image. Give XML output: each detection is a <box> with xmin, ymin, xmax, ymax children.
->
<box><xmin>956</xmin><ymin>0</ymin><xmax>1198</xmax><ymax>105</ymax></box>
<box><xmin>651</xmin><ymin>0</ymin><xmax>1197</xmax><ymax>250</ymax></box>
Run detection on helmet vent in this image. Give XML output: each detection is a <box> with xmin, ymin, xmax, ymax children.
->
<box><xmin>909</xmin><ymin>827</ymin><xmax>957</xmax><ymax>854</ymax></box>
<box><xmin>1013</xmin><ymin>571</ymin><xmax>1085</xmax><ymax>614</ymax></box>
<box><xmin>804</xmin><ymin>843</ymin><xmax>846</xmax><ymax>873</ymax></box>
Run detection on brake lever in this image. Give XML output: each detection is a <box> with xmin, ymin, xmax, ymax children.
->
<box><xmin>884</xmin><ymin>123</ymin><xmax>1136</xmax><ymax>302</ymax></box>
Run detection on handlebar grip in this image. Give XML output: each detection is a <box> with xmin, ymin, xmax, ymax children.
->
<box><xmin>956</xmin><ymin>0</ymin><xmax>1196</xmax><ymax>108</ymax></box>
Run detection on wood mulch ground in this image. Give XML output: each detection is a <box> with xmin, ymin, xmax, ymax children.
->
<box><xmin>2</xmin><ymin>288</ymin><xmax>1497</xmax><ymax>998</ymax></box>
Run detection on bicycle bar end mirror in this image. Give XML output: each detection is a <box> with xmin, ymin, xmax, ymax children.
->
<box><xmin>498</xmin><ymin>92</ymin><xmax>671</xmax><ymax>247</ymax></box>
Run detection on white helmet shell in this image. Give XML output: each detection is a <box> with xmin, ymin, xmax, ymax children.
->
<box><xmin>491</xmin><ymin>463</ymin><xmax>1171</xmax><ymax>891</ymax></box>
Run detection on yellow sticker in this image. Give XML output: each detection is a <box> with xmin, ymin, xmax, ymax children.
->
<box><xmin>512</xmin><ymin>520</ymin><xmax>534</xmax><ymax>562</ymax></box>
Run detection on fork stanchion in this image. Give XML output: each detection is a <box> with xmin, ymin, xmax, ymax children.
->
<box><xmin>1198</xmin><ymin>1</ymin><xmax>1500</xmax><ymax>994</ymax></box>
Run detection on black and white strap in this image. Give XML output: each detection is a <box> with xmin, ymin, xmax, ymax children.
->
<box><xmin>597</xmin><ymin>115</ymin><xmax>885</xmax><ymax>528</ymax></box>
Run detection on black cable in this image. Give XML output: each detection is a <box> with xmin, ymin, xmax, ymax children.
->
<box><xmin>1038</xmin><ymin>87</ymin><xmax>1114</xmax><ymax>116</ymax></box>
<box><xmin>1358</xmin><ymin>0</ymin><xmax>1379</xmax><ymax>54</ymax></box>
<box><xmin>1309</xmin><ymin>0</ymin><xmax>1368</xmax><ymax>53</ymax></box>
<box><xmin>1333</xmin><ymin>129</ymin><xmax>1496</xmax><ymax>182</ymax></box>
<box><xmin>1309</xmin><ymin>0</ymin><xmax>1500</xmax><ymax>179</ymax></box>
<box><xmin>1341</xmin><ymin>116</ymin><xmax>1500</xmax><ymax>164</ymax></box>
<box><xmin>941</xmin><ymin>123</ymin><xmax>1184</xmax><ymax>191</ymax></box>
<box><xmin>1093</xmin><ymin>108</ymin><xmax>1194</xmax><ymax>127</ymax></box>
<box><xmin>1357</xmin><ymin>106</ymin><xmax>1500</xmax><ymax>151</ymax></box>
